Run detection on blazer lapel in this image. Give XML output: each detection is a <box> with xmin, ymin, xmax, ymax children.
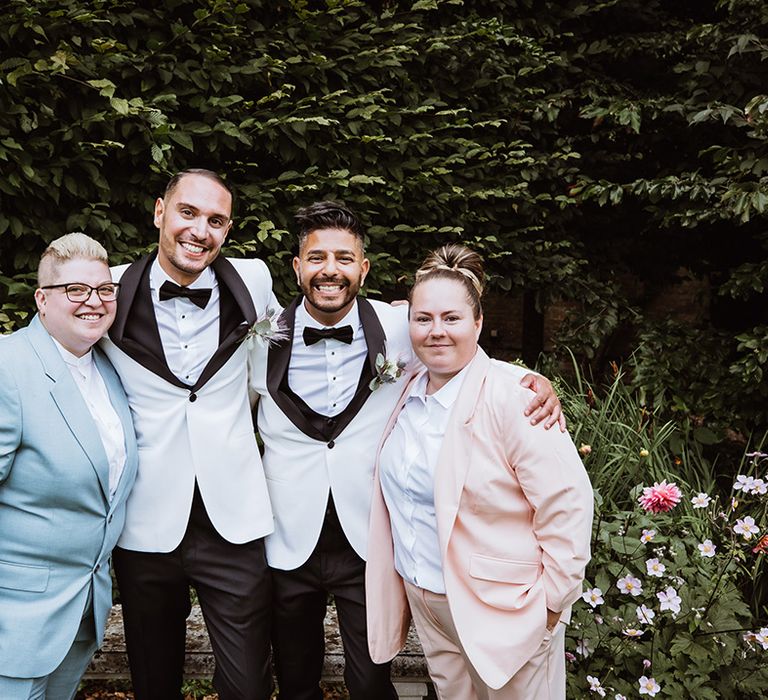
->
<box><xmin>266</xmin><ymin>297</ymin><xmax>326</xmax><ymax>441</ymax></box>
<box><xmin>108</xmin><ymin>253</ymin><xmax>187</xmax><ymax>388</ymax></box>
<box><xmin>93</xmin><ymin>347</ymin><xmax>138</xmax><ymax>502</ymax></box>
<box><xmin>192</xmin><ymin>256</ymin><xmax>256</xmax><ymax>391</ymax></box>
<box><xmin>433</xmin><ymin>348</ymin><xmax>491</xmax><ymax>559</ymax></box>
<box><xmin>326</xmin><ymin>297</ymin><xmax>386</xmax><ymax>440</ymax></box>
<box><xmin>29</xmin><ymin>316</ymin><xmax>111</xmax><ymax>502</ymax></box>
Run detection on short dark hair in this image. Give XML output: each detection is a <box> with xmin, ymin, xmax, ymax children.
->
<box><xmin>294</xmin><ymin>200</ymin><xmax>366</xmax><ymax>252</ymax></box>
<box><xmin>163</xmin><ymin>169</ymin><xmax>235</xmax><ymax>216</ymax></box>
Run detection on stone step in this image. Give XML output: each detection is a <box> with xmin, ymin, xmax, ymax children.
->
<box><xmin>86</xmin><ymin>604</ymin><xmax>431</xmax><ymax>700</ymax></box>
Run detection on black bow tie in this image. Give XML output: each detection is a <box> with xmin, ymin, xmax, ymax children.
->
<box><xmin>303</xmin><ymin>325</ymin><xmax>354</xmax><ymax>346</ymax></box>
<box><xmin>159</xmin><ymin>280</ymin><xmax>212</xmax><ymax>309</ymax></box>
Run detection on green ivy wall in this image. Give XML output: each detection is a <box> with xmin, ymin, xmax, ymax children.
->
<box><xmin>1</xmin><ymin>0</ymin><xmax>766</xmax><ymax>431</ymax></box>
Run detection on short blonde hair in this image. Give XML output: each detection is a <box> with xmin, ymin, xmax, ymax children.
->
<box><xmin>37</xmin><ymin>233</ymin><xmax>109</xmax><ymax>286</ymax></box>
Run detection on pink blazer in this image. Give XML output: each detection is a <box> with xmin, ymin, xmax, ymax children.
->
<box><xmin>366</xmin><ymin>348</ymin><xmax>593</xmax><ymax>689</ymax></box>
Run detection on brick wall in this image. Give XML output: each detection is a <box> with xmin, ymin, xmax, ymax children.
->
<box><xmin>479</xmin><ymin>267</ymin><xmax>710</xmax><ymax>363</ymax></box>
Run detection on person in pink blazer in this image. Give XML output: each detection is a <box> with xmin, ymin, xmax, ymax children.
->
<box><xmin>365</xmin><ymin>244</ymin><xmax>594</xmax><ymax>699</ymax></box>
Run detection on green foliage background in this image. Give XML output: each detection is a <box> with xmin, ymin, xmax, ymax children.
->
<box><xmin>1</xmin><ymin>0</ymin><xmax>766</xmax><ymax>431</ymax></box>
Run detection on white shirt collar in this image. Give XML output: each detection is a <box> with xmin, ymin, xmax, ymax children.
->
<box><xmin>408</xmin><ymin>360</ymin><xmax>472</xmax><ymax>410</ymax></box>
<box><xmin>51</xmin><ymin>337</ymin><xmax>94</xmax><ymax>370</ymax></box>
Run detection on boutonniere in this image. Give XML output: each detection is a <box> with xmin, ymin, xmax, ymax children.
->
<box><xmin>244</xmin><ymin>308</ymin><xmax>290</xmax><ymax>349</ymax></box>
<box><xmin>369</xmin><ymin>352</ymin><xmax>407</xmax><ymax>391</ymax></box>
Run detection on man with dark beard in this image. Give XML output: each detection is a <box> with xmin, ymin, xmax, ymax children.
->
<box><xmin>247</xmin><ymin>201</ymin><xmax>564</xmax><ymax>700</ymax></box>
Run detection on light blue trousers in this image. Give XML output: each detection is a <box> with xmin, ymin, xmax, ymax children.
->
<box><xmin>0</xmin><ymin>612</ymin><xmax>97</xmax><ymax>700</ymax></box>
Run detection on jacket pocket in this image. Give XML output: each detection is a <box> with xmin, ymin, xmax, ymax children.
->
<box><xmin>0</xmin><ymin>559</ymin><xmax>50</xmax><ymax>592</ymax></box>
<box><xmin>468</xmin><ymin>554</ymin><xmax>540</xmax><ymax>584</ymax></box>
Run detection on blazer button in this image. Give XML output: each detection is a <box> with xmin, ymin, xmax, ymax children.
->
<box><xmin>326</xmin><ymin>418</ymin><xmax>335</xmax><ymax>427</ymax></box>
<box><xmin>189</xmin><ymin>393</ymin><xmax>197</xmax><ymax>402</ymax></box>
<box><xmin>327</xmin><ymin>440</ymin><xmax>335</xmax><ymax>449</ymax></box>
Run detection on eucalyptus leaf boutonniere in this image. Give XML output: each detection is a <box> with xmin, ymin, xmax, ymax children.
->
<box><xmin>244</xmin><ymin>308</ymin><xmax>290</xmax><ymax>349</ymax></box>
<box><xmin>369</xmin><ymin>352</ymin><xmax>407</xmax><ymax>391</ymax></box>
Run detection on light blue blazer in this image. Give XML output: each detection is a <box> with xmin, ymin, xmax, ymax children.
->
<box><xmin>0</xmin><ymin>315</ymin><xmax>138</xmax><ymax>678</ymax></box>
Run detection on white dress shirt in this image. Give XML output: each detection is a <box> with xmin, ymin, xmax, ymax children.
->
<box><xmin>288</xmin><ymin>300</ymin><xmax>368</xmax><ymax>416</ymax></box>
<box><xmin>53</xmin><ymin>339</ymin><xmax>126</xmax><ymax>500</ymax></box>
<box><xmin>150</xmin><ymin>259</ymin><xmax>219</xmax><ymax>385</ymax></box>
<box><xmin>379</xmin><ymin>364</ymin><xmax>470</xmax><ymax>594</ymax></box>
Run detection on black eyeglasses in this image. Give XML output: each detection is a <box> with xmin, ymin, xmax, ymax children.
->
<box><xmin>40</xmin><ymin>282</ymin><xmax>120</xmax><ymax>303</ymax></box>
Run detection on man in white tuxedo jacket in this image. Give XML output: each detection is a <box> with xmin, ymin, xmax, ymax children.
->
<box><xmin>248</xmin><ymin>202</ymin><xmax>563</xmax><ymax>700</ymax></box>
<box><xmin>99</xmin><ymin>170</ymin><xmax>277</xmax><ymax>700</ymax></box>
<box><xmin>0</xmin><ymin>233</ymin><xmax>138</xmax><ymax>700</ymax></box>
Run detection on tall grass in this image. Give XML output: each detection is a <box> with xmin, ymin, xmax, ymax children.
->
<box><xmin>558</xmin><ymin>355</ymin><xmax>715</xmax><ymax>511</ymax></box>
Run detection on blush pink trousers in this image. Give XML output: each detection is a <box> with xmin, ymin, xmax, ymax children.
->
<box><xmin>404</xmin><ymin>581</ymin><xmax>566</xmax><ymax>700</ymax></box>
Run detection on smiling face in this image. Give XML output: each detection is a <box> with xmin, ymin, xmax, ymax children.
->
<box><xmin>154</xmin><ymin>173</ymin><xmax>233</xmax><ymax>286</ymax></box>
<box><xmin>292</xmin><ymin>227</ymin><xmax>370</xmax><ymax>326</ymax></box>
<box><xmin>409</xmin><ymin>277</ymin><xmax>482</xmax><ymax>392</ymax></box>
<box><xmin>35</xmin><ymin>257</ymin><xmax>117</xmax><ymax>357</ymax></box>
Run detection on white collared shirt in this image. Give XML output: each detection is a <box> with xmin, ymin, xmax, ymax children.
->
<box><xmin>288</xmin><ymin>300</ymin><xmax>368</xmax><ymax>416</ymax></box>
<box><xmin>150</xmin><ymin>259</ymin><xmax>219</xmax><ymax>385</ymax></box>
<box><xmin>53</xmin><ymin>339</ymin><xmax>127</xmax><ymax>500</ymax></box>
<box><xmin>379</xmin><ymin>364</ymin><xmax>470</xmax><ymax>594</ymax></box>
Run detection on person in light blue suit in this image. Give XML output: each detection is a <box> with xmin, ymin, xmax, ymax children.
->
<box><xmin>0</xmin><ymin>233</ymin><xmax>138</xmax><ymax>700</ymax></box>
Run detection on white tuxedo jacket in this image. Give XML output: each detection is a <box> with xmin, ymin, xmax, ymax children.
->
<box><xmin>101</xmin><ymin>254</ymin><xmax>276</xmax><ymax>552</ymax></box>
<box><xmin>248</xmin><ymin>297</ymin><xmax>413</xmax><ymax>570</ymax></box>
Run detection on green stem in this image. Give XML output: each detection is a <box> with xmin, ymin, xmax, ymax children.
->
<box><xmin>698</xmin><ymin>547</ymin><xmax>736</xmax><ymax>623</ymax></box>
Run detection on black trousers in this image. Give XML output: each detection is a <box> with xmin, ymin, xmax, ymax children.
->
<box><xmin>271</xmin><ymin>497</ymin><xmax>397</xmax><ymax>700</ymax></box>
<box><xmin>113</xmin><ymin>486</ymin><xmax>273</xmax><ymax>700</ymax></box>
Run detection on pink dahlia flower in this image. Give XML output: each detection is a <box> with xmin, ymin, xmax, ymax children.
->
<box><xmin>638</xmin><ymin>480</ymin><xmax>682</xmax><ymax>513</ymax></box>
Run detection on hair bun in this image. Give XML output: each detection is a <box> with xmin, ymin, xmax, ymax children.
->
<box><xmin>415</xmin><ymin>244</ymin><xmax>484</xmax><ymax>297</ymax></box>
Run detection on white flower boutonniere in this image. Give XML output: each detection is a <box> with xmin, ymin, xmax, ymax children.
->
<box><xmin>369</xmin><ymin>352</ymin><xmax>406</xmax><ymax>391</ymax></box>
<box><xmin>244</xmin><ymin>308</ymin><xmax>290</xmax><ymax>349</ymax></box>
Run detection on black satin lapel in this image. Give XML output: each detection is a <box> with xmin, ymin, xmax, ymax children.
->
<box><xmin>213</xmin><ymin>256</ymin><xmax>258</xmax><ymax>338</ymax></box>
<box><xmin>358</xmin><ymin>297</ymin><xmax>387</xmax><ymax>372</ymax></box>
<box><xmin>266</xmin><ymin>298</ymin><xmax>298</xmax><ymax>399</ymax></box>
<box><xmin>192</xmin><ymin>257</ymin><xmax>255</xmax><ymax>391</ymax></box>
<box><xmin>110</xmin><ymin>253</ymin><xmax>152</xmax><ymax>343</ymax></box>
<box><xmin>327</xmin><ymin>297</ymin><xmax>385</xmax><ymax>440</ymax></box>
<box><xmin>109</xmin><ymin>254</ymin><xmax>187</xmax><ymax>388</ymax></box>
<box><xmin>265</xmin><ymin>298</ymin><xmax>326</xmax><ymax>441</ymax></box>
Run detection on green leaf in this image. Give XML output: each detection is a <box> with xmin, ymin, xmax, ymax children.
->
<box><xmin>87</xmin><ymin>79</ymin><xmax>117</xmax><ymax>98</ymax></box>
<box><xmin>412</xmin><ymin>0</ymin><xmax>438</xmax><ymax>10</ymax></box>
<box><xmin>110</xmin><ymin>98</ymin><xmax>130</xmax><ymax>115</ymax></box>
<box><xmin>693</xmin><ymin>427</ymin><xmax>719</xmax><ymax>445</ymax></box>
